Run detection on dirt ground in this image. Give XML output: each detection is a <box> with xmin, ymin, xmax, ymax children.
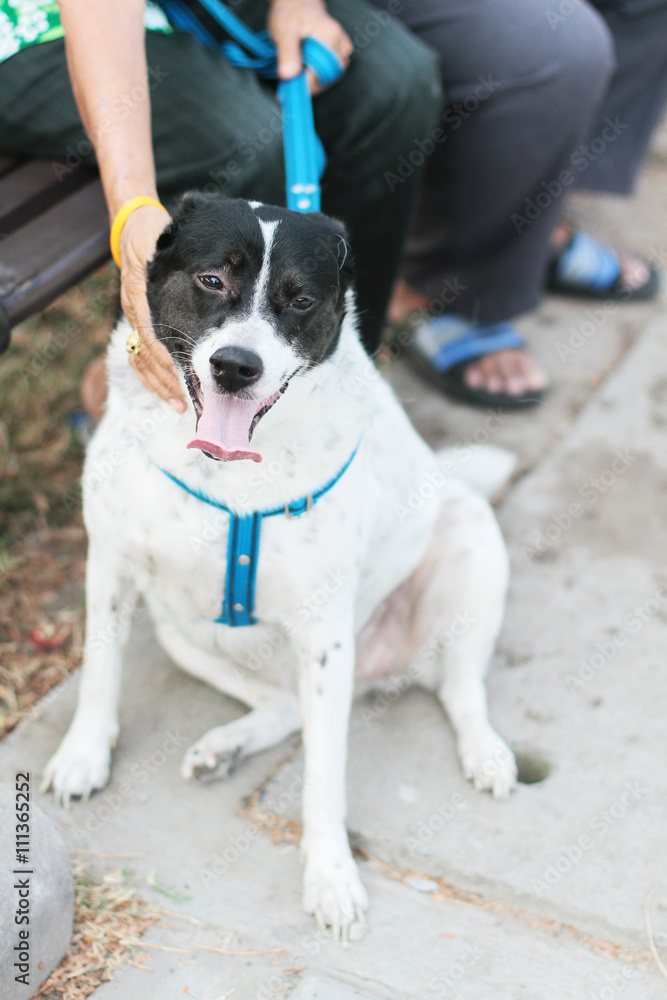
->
<box><xmin>0</xmin><ymin>266</ymin><xmax>118</xmax><ymax>738</ymax></box>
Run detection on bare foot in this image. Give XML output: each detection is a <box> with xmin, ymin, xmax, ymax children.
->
<box><xmin>389</xmin><ymin>280</ymin><xmax>548</xmax><ymax>397</ymax></box>
<box><xmin>551</xmin><ymin>224</ymin><xmax>651</xmax><ymax>292</ymax></box>
<box><xmin>81</xmin><ymin>355</ymin><xmax>107</xmax><ymax>422</ymax></box>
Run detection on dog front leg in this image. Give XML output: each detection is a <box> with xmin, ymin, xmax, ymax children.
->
<box><xmin>42</xmin><ymin>542</ymin><xmax>136</xmax><ymax>805</ymax></box>
<box><xmin>295</xmin><ymin>616</ymin><xmax>369</xmax><ymax>940</ymax></box>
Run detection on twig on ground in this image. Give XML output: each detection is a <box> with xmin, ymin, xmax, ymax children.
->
<box><xmin>644</xmin><ymin>889</ymin><xmax>667</xmax><ymax>981</ymax></box>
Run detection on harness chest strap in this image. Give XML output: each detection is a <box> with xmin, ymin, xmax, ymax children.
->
<box><xmin>154</xmin><ymin>443</ymin><xmax>360</xmax><ymax>627</ymax></box>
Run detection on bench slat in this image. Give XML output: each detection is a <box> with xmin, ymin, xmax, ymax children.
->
<box><xmin>0</xmin><ymin>180</ymin><xmax>110</xmax><ymax>352</ymax></box>
<box><xmin>0</xmin><ymin>154</ymin><xmax>21</xmax><ymax>178</ymax></box>
<box><xmin>0</xmin><ymin>159</ymin><xmax>96</xmax><ymax>236</ymax></box>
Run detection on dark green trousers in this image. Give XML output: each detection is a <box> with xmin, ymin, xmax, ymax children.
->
<box><xmin>0</xmin><ymin>0</ymin><xmax>442</xmax><ymax>352</ymax></box>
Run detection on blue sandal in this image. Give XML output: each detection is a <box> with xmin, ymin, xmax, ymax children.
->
<box><xmin>402</xmin><ymin>314</ymin><xmax>547</xmax><ymax>411</ymax></box>
<box><xmin>547</xmin><ymin>230</ymin><xmax>659</xmax><ymax>301</ymax></box>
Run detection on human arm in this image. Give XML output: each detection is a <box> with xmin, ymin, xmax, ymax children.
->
<box><xmin>57</xmin><ymin>0</ymin><xmax>186</xmax><ymax>411</ymax></box>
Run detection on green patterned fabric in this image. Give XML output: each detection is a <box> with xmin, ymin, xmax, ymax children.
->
<box><xmin>0</xmin><ymin>1</ymin><xmax>172</xmax><ymax>65</ymax></box>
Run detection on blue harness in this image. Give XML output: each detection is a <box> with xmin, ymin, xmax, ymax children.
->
<box><xmin>153</xmin><ymin>2</ymin><xmax>350</xmax><ymax>626</ymax></box>
<box><xmin>154</xmin><ymin>445</ymin><xmax>359</xmax><ymax>627</ymax></box>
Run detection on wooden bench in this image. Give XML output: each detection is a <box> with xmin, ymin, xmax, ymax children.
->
<box><xmin>0</xmin><ymin>154</ymin><xmax>110</xmax><ymax>354</ymax></box>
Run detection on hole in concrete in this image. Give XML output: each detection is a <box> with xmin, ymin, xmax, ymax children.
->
<box><xmin>513</xmin><ymin>748</ymin><xmax>551</xmax><ymax>785</ymax></box>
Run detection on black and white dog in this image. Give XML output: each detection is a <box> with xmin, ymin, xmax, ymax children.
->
<box><xmin>43</xmin><ymin>194</ymin><xmax>517</xmax><ymax>937</ymax></box>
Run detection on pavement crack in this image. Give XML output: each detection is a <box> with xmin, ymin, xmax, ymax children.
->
<box><xmin>357</xmin><ymin>847</ymin><xmax>654</xmax><ymax>971</ymax></box>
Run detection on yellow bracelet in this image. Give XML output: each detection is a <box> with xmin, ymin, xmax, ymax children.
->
<box><xmin>110</xmin><ymin>196</ymin><xmax>168</xmax><ymax>267</ymax></box>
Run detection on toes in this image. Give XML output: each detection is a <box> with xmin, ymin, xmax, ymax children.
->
<box><xmin>464</xmin><ymin>349</ymin><xmax>547</xmax><ymax>396</ymax></box>
<box><xmin>303</xmin><ymin>856</ymin><xmax>369</xmax><ymax>942</ymax></box>
<box><xmin>180</xmin><ymin>742</ymin><xmax>242</xmax><ymax>782</ymax></box>
<box><xmin>618</xmin><ymin>253</ymin><xmax>650</xmax><ymax>291</ymax></box>
<box><xmin>460</xmin><ymin>732</ymin><xmax>518</xmax><ymax>799</ymax></box>
<box><xmin>43</xmin><ymin>746</ymin><xmax>111</xmax><ymax>806</ymax></box>
<box><xmin>464</xmin><ymin>364</ymin><xmax>485</xmax><ymax>388</ymax></box>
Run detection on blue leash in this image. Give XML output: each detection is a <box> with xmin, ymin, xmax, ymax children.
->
<box><xmin>158</xmin><ymin>0</ymin><xmax>345</xmax><ymax>211</ymax></box>
<box><xmin>153</xmin><ymin>444</ymin><xmax>360</xmax><ymax>627</ymax></box>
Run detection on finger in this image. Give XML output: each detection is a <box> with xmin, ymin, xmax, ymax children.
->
<box><xmin>134</xmin><ymin>337</ymin><xmax>187</xmax><ymax>411</ymax></box>
<box><xmin>120</xmin><ymin>269</ymin><xmax>149</xmax><ymax>332</ymax></box>
<box><xmin>122</xmin><ymin>277</ymin><xmax>187</xmax><ymax>409</ymax></box>
<box><xmin>308</xmin><ymin>28</ymin><xmax>353</xmax><ymax>94</ymax></box>
<box><xmin>307</xmin><ymin>66</ymin><xmax>321</xmax><ymax>95</ymax></box>
<box><xmin>333</xmin><ymin>25</ymin><xmax>353</xmax><ymax>62</ymax></box>
<box><xmin>129</xmin><ymin>351</ymin><xmax>182</xmax><ymax>410</ymax></box>
<box><xmin>272</xmin><ymin>19</ymin><xmax>304</xmax><ymax>79</ymax></box>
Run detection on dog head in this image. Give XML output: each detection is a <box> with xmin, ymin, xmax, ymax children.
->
<box><xmin>146</xmin><ymin>193</ymin><xmax>354</xmax><ymax>463</ymax></box>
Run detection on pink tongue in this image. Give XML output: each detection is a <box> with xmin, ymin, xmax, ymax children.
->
<box><xmin>187</xmin><ymin>386</ymin><xmax>263</xmax><ymax>462</ymax></box>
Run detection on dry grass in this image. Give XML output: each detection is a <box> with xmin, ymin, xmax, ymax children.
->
<box><xmin>0</xmin><ymin>265</ymin><xmax>117</xmax><ymax>739</ymax></box>
<box><xmin>34</xmin><ymin>862</ymin><xmax>161</xmax><ymax>1000</ymax></box>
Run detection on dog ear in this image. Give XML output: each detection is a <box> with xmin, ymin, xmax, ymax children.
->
<box><xmin>334</xmin><ymin>230</ymin><xmax>354</xmax><ymax>292</ymax></box>
<box><xmin>176</xmin><ymin>190</ymin><xmax>217</xmax><ymax>216</ymax></box>
<box><xmin>152</xmin><ymin>191</ymin><xmax>224</xmax><ymax>254</ymax></box>
<box><xmin>154</xmin><ymin>218</ymin><xmax>177</xmax><ymax>252</ymax></box>
<box><xmin>315</xmin><ymin>215</ymin><xmax>355</xmax><ymax>292</ymax></box>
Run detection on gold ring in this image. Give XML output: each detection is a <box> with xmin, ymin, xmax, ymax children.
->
<box><xmin>126</xmin><ymin>330</ymin><xmax>142</xmax><ymax>355</ymax></box>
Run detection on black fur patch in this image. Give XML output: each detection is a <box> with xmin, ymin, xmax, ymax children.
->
<box><xmin>146</xmin><ymin>193</ymin><xmax>354</xmax><ymax>368</ymax></box>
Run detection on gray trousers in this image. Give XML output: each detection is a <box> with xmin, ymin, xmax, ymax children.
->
<box><xmin>369</xmin><ymin>0</ymin><xmax>667</xmax><ymax>323</ymax></box>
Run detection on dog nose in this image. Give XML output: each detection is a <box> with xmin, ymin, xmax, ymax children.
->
<box><xmin>209</xmin><ymin>346</ymin><xmax>263</xmax><ymax>392</ymax></box>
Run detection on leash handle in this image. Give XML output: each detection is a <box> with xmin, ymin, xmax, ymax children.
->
<box><xmin>279</xmin><ymin>73</ymin><xmax>322</xmax><ymax>212</ymax></box>
<box><xmin>279</xmin><ymin>37</ymin><xmax>343</xmax><ymax>213</ymax></box>
<box><xmin>157</xmin><ymin>0</ymin><xmax>344</xmax><ymax>213</ymax></box>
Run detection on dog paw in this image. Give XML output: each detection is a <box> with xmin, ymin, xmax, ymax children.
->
<box><xmin>303</xmin><ymin>847</ymin><xmax>369</xmax><ymax>942</ymax></box>
<box><xmin>41</xmin><ymin>722</ymin><xmax>116</xmax><ymax>806</ymax></box>
<box><xmin>180</xmin><ymin>728</ymin><xmax>244</xmax><ymax>782</ymax></box>
<box><xmin>459</xmin><ymin>729</ymin><xmax>517</xmax><ymax>799</ymax></box>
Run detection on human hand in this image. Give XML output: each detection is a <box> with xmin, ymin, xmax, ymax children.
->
<box><xmin>268</xmin><ymin>0</ymin><xmax>353</xmax><ymax>94</ymax></box>
<box><xmin>118</xmin><ymin>204</ymin><xmax>187</xmax><ymax>413</ymax></box>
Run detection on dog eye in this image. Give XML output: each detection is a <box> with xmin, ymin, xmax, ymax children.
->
<box><xmin>198</xmin><ymin>275</ymin><xmax>223</xmax><ymax>290</ymax></box>
<box><xmin>290</xmin><ymin>297</ymin><xmax>313</xmax><ymax>311</ymax></box>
